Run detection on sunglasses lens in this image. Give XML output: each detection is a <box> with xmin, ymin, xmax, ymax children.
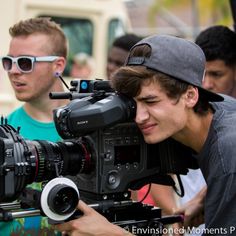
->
<box><xmin>2</xmin><ymin>57</ymin><xmax>12</xmax><ymax>71</ymax></box>
<box><xmin>18</xmin><ymin>58</ymin><xmax>32</xmax><ymax>72</ymax></box>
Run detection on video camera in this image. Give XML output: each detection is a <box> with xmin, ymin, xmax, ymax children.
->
<box><xmin>0</xmin><ymin>79</ymin><xmax>198</xmax><ymax>234</ymax></box>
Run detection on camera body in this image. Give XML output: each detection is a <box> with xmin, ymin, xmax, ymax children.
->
<box><xmin>0</xmin><ymin>79</ymin><xmax>198</xmax><ymax>225</ymax></box>
<box><xmin>74</xmin><ymin>122</ymin><xmax>198</xmax><ymax>203</ymax></box>
<box><xmin>73</xmin><ymin>122</ymin><xmax>165</xmax><ymax>201</ymax></box>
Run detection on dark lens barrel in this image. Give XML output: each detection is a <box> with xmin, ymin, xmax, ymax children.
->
<box><xmin>0</xmin><ymin>125</ymin><xmax>38</xmax><ymax>202</ymax></box>
<box><xmin>0</xmin><ymin>123</ymin><xmax>93</xmax><ymax>202</ymax></box>
<box><xmin>34</xmin><ymin>140</ymin><xmax>92</xmax><ymax>182</ymax></box>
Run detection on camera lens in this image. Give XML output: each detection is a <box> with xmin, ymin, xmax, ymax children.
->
<box><xmin>47</xmin><ymin>184</ymin><xmax>79</xmax><ymax>215</ymax></box>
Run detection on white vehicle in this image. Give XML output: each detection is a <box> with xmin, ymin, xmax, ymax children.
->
<box><xmin>0</xmin><ymin>0</ymin><xmax>131</xmax><ymax>115</ymax></box>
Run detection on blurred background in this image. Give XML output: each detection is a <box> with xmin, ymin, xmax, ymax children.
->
<box><xmin>0</xmin><ymin>0</ymin><xmax>235</xmax><ymax>115</ymax></box>
<box><xmin>124</xmin><ymin>0</ymin><xmax>234</xmax><ymax>39</ymax></box>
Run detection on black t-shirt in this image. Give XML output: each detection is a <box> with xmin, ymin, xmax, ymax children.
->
<box><xmin>196</xmin><ymin>95</ymin><xmax>236</xmax><ymax>235</ymax></box>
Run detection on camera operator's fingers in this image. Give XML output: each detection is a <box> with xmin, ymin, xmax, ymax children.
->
<box><xmin>54</xmin><ymin>221</ymin><xmax>73</xmax><ymax>233</ymax></box>
<box><xmin>76</xmin><ymin>200</ymin><xmax>94</xmax><ymax>214</ymax></box>
<box><xmin>175</xmin><ymin>204</ymin><xmax>203</xmax><ymax>229</ymax></box>
<box><xmin>171</xmin><ymin>222</ymin><xmax>184</xmax><ymax>236</ymax></box>
<box><xmin>174</xmin><ymin>207</ymin><xmax>191</xmax><ymax>229</ymax></box>
<box><xmin>61</xmin><ymin>231</ymin><xmax>70</xmax><ymax>236</ymax></box>
<box><xmin>190</xmin><ymin>212</ymin><xmax>204</xmax><ymax>228</ymax></box>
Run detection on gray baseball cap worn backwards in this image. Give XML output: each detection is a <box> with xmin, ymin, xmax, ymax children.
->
<box><xmin>126</xmin><ymin>35</ymin><xmax>224</xmax><ymax>102</ymax></box>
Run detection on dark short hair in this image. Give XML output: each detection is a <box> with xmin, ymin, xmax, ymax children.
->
<box><xmin>112</xmin><ymin>33</ymin><xmax>142</xmax><ymax>52</ymax></box>
<box><xmin>195</xmin><ymin>25</ymin><xmax>236</xmax><ymax>66</ymax></box>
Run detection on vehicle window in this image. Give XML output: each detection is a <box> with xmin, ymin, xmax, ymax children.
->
<box><xmin>40</xmin><ymin>15</ymin><xmax>93</xmax><ymax>76</ymax></box>
<box><xmin>108</xmin><ymin>18</ymin><xmax>126</xmax><ymax>49</ymax></box>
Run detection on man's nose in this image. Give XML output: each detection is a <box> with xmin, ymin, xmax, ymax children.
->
<box><xmin>202</xmin><ymin>76</ymin><xmax>214</xmax><ymax>90</ymax></box>
<box><xmin>135</xmin><ymin>104</ymin><xmax>149</xmax><ymax>124</ymax></box>
<box><xmin>8</xmin><ymin>62</ymin><xmax>21</xmax><ymax>74</ymax></box>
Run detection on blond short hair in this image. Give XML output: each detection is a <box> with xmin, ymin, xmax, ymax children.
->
<box><xmin>9</xmin><ymin>17</ymin><xmax>68</xmax><ymax>58</ymax></box>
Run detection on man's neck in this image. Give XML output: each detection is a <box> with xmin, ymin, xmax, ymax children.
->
<box><xmin>23</xmin><ymin>80</ymin><xmax>69</xmax><ymax>122</ymax></box>
<box><xmin>173</xmin><ymin>111</ymin><xmax>213</xmax><ymax>153</ymax></box>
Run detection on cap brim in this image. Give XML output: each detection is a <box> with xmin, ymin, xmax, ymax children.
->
<box><xmin>198</xmin><ymin>87</ymin><xmax>224</xmax><ymax>102</ymax></box>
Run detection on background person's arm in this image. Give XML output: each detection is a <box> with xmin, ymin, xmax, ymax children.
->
<box><xmin>150</xmin><ymin>184</ymin><xmax>178</xmax><ymax>215</ymax></box>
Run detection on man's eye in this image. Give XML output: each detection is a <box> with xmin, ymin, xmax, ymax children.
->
<box><xmin>211</xmin><ymin>72</ymin><xmax>223</xmax><ymax>78</ymax></box>
<box><xmin>146</xmin><ymin>100</ymin><xmax>157</xmax><ymax>104</ymax></box>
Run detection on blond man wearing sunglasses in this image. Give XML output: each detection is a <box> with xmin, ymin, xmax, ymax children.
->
<box><xmin>0</xmin><ymin>17</ymin><xmax>68</xmax><ymax>236</ymax></box>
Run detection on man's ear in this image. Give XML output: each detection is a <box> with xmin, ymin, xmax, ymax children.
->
<box><xmin>185</xmin><ymin>86</ymin><xmax>199</xmax><ymax>108</ymax></box>
<box><xmin>53</xmin><ymin>57</ymin><xmax>66</xmax><ymax>74</ymax></box>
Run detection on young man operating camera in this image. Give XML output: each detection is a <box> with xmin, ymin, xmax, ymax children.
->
<box><xmin>54</xmin><ymin>35</ymin><xmax>236</xmax><ymax>236</ymax></box>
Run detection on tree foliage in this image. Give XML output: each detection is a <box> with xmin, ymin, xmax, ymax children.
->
<box><xmin>148</xmin><ymin>0</ymin><xmax>233</xmax><ymax>29</ymax></box>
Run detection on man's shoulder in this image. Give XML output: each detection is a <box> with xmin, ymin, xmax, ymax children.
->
<box><xmin>7</xmin><ymin>106</ymin><xmax>30</xmax><ymax>131</ymax></box>
<box><xmin>8</xmin><ymin>106</ymin><xmax>25</xmax><ymax>120</ymax></box>
<box><xmin>7</xmin><ymin>106</ymin><xmax>61</xmax><ymax>141</ymax></box>
<box><xmin>212</xmin><ymin>95</ymin><xmax>236</xmax><ymax>126</ymax></box>
<box><xmin>212</xmin><ymin>94</ymin><xmax>236</xmax><ymax>111</ymax></box>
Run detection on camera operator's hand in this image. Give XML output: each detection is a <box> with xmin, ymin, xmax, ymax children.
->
<box><xmin>174</xmin><ymin>186</ymin><xmax>206</xmax><ymax>229</ymax></box>
<box><xmin>54</xmin><ymin>200</ymin><xmax>134</xmax><ymax>236</ymax></box>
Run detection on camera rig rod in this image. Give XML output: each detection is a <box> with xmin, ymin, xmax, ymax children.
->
<box><xmin>0</xmin><ymin>208</ymin><xmax>41</xmax><ymax>221</ymax></box>
<box><xmin>0</xmin><ymin>199</ymin><xmax>134</xmax><ymax>222</ymax></box>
